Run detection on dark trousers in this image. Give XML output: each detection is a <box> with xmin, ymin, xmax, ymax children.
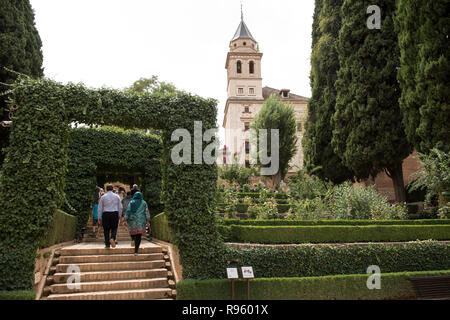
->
<box><xmin>131</xmin><ymin>234</ymin><xmax>142</xmax><ymax>253</ymax></box>
<box><xmin>102</xmin><ymin>211</ymin><xmax>119</xmax><ymax>247</ymax></box>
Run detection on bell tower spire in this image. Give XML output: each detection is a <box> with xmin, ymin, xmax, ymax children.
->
<box><xmin>225</xmin><ymin>8</ymin><xmax>263</xmax><ymax>99</ymax></box>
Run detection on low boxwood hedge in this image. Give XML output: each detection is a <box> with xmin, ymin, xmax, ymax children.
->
<box><xmin>152</xmin><ymin>212</ymin><xmax>174</xmax><ymax>243</ymax></box>
<box><xmin>217</xmin><ymin>204</ymin><xmax>291</xmax><ymax>214</ymax></box>
<box><xmin>222</xmin><ymin>225</ymin><xmax>450</xmax><ymax>244</ymax></box>
<box><xmin>223</xmin><ymin>241</ymin><xmax>450</xmax><ymax>278</ymax></box>
<box><xmin>218</xmin><ymin>218</ymin><xmax>450</xmax><ymax>226</ymax></box>
<box><xmin>39</xmin><ymin>210</ymin><xmax>77</xmax><ymax>248</ymax></box>
<box><xmin>0</xmin><ymin>290</ymin><xmax>35</xmax><ymax>300</ymax></box>
<box><xmin>177</xmin><ymin>270</ymin><xmax>450</xmax><ymax>300</ymax></box>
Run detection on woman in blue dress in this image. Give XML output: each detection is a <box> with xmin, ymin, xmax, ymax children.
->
<box><xmin>124</xmin><ymin>192</ymin><xmax>150</xmax><ymax>255</ymax></box>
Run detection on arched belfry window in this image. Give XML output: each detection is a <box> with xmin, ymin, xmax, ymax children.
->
<box><xmin>249</xmin><ymin>61</ymin><xmax>255</xmax><ymax>74</ymax></box>
<box><xmin>237</xmin><ymin>61</ymin><xmax>242</xmax><ymax>74</ymax></box>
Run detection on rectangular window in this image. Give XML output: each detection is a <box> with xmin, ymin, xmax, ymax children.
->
<box><xmin>244</xmin><ymin>106</ymin><xmax>250</xmax><ymax>113</ymax></box>
<box><xmin>297</xmin><ymin>123</ymin><xmax>302</xmax><ymax>131</ymax></box>
<box><xmin>249</xmin><ymin>87</ymin><xmax>255</xmax><ymax>95</ymax></box>
<box><xmin>237</xmin><ymin>88</ymin><xmax>244</xmax><ymax>95</ymax></box>
<box><xmin>245</xmin><ymin>160</ymin><xmax>250</xmax><ymax>168</ymax></box>
<box><xmin>245</xmin><ymin>141</ymin><xmax>250</xmax><ymax>154</ymax></box>
<box><xmin>244</xmin><ymin>123</ymin><xmax>249</xmax><ymax>131</ymax></box>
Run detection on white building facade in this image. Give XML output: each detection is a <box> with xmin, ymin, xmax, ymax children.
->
<box><xmin>222</xmin><ymin>16</ymin><xmax>309</xmax><ymax>173</ymax></box>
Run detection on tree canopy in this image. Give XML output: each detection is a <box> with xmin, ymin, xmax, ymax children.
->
<box><xmin>331</xmin><ymin>0</ymin><xmax>412</xmax><ymax>202</ymax></box>
<box><xmin>302</xmin><ymin>0</ymin><xmax>354</xmax><ymax>183</ymax></box>
<box><xmin>0</xmin><ymin>0</ymin><xmax>43</xmax><ymax>163</ymax></box>
<box><xmin>251</xmin><ymin>94</ymin><xmax>298</xmax><ymax>188</ymax></box>
<box><xmin>395</xmin><ymin>0</ymin><xmax>450</xmax><ymax>153</ymax></box>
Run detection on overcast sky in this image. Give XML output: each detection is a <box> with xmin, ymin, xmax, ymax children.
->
<box><xmin>30</xmin><ymin>0</ymin><xmax>314</xmax><ymax>143</ymax></box>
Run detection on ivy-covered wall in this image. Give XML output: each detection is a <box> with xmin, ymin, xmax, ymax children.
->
<box><xmin>64</xmin><ymin>126</ymin><xmax>162</xmax><ymax>237</ymax></box>
<box><xmin>0</xmin><ymin>77</ymin><xmax>223</xmax><ymax>290</ymax></box>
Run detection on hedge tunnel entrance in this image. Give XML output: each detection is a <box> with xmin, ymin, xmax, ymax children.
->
<box><xmin>64</xmin><ymin>126</ymin><xmax>163</xmax><ymax>238</ymax></box>
<box><xmin>0</xmin><ymin>76</ymin><xmax>226</xmax><ymax>290</ymax></box>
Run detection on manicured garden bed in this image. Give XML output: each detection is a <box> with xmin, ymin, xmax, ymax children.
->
<box><xmin>222</xmin><ymin>241</ymin><xmax>450</xmax><ymax>278</ymax></box>
<box><xmin>177</xmin><ymin>270</ymin><xmax>450</xmax><ymax>300</ymax></box>
<box><xmin>220</xmin><ymin>224</ymin><xmax>450</xmax><ymax>244</ymax></box>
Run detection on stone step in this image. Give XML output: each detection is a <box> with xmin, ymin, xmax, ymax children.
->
<box><xmin>59</xmin><ymin>253</ymin><xmax>164</xmax><ymax>264</ymax></box>
<box><xmin>46</xmin><ymin>288</ymin><xmax>172</xmax><ymax>300</ymax></box>
<box><xmin>83</xmin><ymin>237</ymin><xmax>132</xmax><ymax>242</ymax></box>
<box><xmin>60</xmin><ymin>245</ymin><xmax>161</xmax><ymax>256</ymax></box>
<box><xmin>49</xmin><ymin>278</ymin><xmax>169</xmax><ymax>294</ymax></box>
<box><xmin>53</xmin><ymin>268</ymin><xmax>168</xmax><ymax>283</ymax></box>
<box><xmin>56</xmin><ymin>260</ymin><xmax>165</xmax><ymax>273</ymax></box>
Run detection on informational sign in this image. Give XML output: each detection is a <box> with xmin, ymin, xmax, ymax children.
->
<box><xmin>241</xmin><ymin>266</ymin><xmax>254</xmax><ymax>279</ymax></box>
<box><xmin>226</xmin><ymin>268</ymin><xmax>239</xmax><ymax>279</ymax></box>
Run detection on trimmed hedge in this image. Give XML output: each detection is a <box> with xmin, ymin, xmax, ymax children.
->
<box><xmin>152</xmin><ymin>213</ymin><xmax>174</xmax><ymax>243</ymax></box>
<box><xmin>217</xmin><ymin>203</ymin><xmax>291</xmax><ymax>214</ymax></box>
<box><xmin>223</xmin><ymin>241</ymin><xmax>450</xmax><ymax>278</ymax></box>
<box><xmin>218</xmin><ymin>218</ymin><xmax>450</xmax><ymax>226</ymax></box>
<box><xmin>0</xmin><ymin>290</ymin><xmax>35</xmax><ymax>300</ymax></box>
<box><xmin>177</xmin><ymin>270</ymin><xmax>450</xmax><ymax>300</ymax></box>
<box><xmin>40</xmin><ymin>209</ymin><xmax>77</xmax><ymax>248</ymax></box>
<box><xmin>221</xmin><ymin>225</ymin><xmax>450</xmax><ymax>244</ymax></box>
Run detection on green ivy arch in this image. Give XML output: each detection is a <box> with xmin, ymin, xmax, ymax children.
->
<box><xmin>0</xmin><ymin>76</ymin><xmax>226</xmax><ymax>290</ymax></box>
<box><xmin>64</xmin><ymin>126</ymin><xmax>163</xmax><ymax>238</ymax></box>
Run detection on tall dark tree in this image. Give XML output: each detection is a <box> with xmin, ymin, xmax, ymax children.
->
<box><xmin>302</xmin><ymin>0</ymin><xmax>354</xmax><ymax>183</ymax></box>
<box><xmin>0</xmin><ymin>0</ymin><xmax>43</xmax><ymax>162</ymax></box>
<box><xmin>395</xmin><ymin>0</ymin><xmax>450</xmax><ymax>153</ymax></box>
<box><xmin>332</xmin><ymin>0</ymin><xmax>412</xmax><ymax>202</ymax></box>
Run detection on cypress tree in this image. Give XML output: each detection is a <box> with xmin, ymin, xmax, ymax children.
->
<box><xmin>302</xmin><ymin>0</ymin><xmax>354</xmax><ymax>183</ymax></box>
<box><xmin>0</xmin><ymin>0</ymin><xmax>43</xmax><ymax>162</ymax></box>
<box><xmin>332</xmin><ymin>0</ymin><xmax>412</xmax><ymax>202</ymax></box>
<box><xmin>396</xmin><ymin>0</ymin><xmax>450</xmax><ymax>153</ymax></box>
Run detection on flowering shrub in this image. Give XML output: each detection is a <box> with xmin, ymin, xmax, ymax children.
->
<box><xmin>287</xmin><ymin>183</ymin><xmax>407</xmax><ymax>220</ymax></box>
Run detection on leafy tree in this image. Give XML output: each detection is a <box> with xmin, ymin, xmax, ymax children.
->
<box><xmin>251</xmin><ymin>94</ymin><xmax>298</xmax><ymax>189</ymax></box>
<box><xmin>395</xmin><ymin>0</ymin><xmax>450</xmax><ymax>153</ymax></box>
<box><xmin>302</xmin><ymin>0</ymin><xmax>354</xmax><ymax>183</ymax></box>
<box><xmin>127</xmin><ymin>76</ymin><xmax>179</xmax><ymax>136</ymax></box>
<box><xmin>409</xmin><ymin>149</ymin><xmax>450</xmax><ymax>209</ymax></box>
<box><xmin>0</xmin><ymin>0</ymin><xmax>43</xmax><ymax>163</ymax></box>
<box><xmin>127</xmin><ymin>76</ymin><xmax>177</xmax><ymax>95</ymax></box>
<box><xmin>332</xmin><ymin>0</ymin><xmax>412</xmax><ymax>202</ymax></box>
<box><xmin>219</xmin><ymin>160</ymin><xmax>257</xmax><ymax>187</ymax></box>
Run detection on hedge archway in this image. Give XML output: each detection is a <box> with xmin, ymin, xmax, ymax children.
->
<box><xmin>0</xmin><ymin>76</ymin><xmax>225</xmax><ymax>290</ymax></box>
<box><xmin>64</xmin><ymin>126</ymin><xmax>163</xmax><ymax>237</ymax></box>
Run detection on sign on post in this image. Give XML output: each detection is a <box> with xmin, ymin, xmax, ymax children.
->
<box><xmin>227</xmin><ymin>268</ymin><xmax>239</xmax><ymax>300</ymax></box>
<box><xmin>241</xmin><ymin>267</ymin><xmax>254</xmax><ymax>300</ymax></box>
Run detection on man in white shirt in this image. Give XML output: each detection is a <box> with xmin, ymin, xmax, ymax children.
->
<box><xmin>98</xmin><ymin>184</ymin><xmax>123</xmax><ymax>248</ymax></box>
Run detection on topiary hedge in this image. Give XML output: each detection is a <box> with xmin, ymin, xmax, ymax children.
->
<box><xmin>0</xmin><ymin>76</ymin><xmax>224</xmax><ymax>290</ymax></box>
<box><xmin>177</xmin><ymin>269</ymin><xmax>450</xmax><ymax>300</ymax></box>
<box><xmin>152</xmin><ymin>212</ymin><xmax>174</xmax><ymax>243</ymax></box>
<box><xmin>218</xmin><ymin>218</ymin><xmax>450</xmax><ymax>226</ymax></box>
<box><xmin>221</xmin><ymin>225</ymin><xmax>450</xmax><ymax>244</ymax></box>
<box><xmin>39</xmin><ymin>209</ymin><xmax>76</xmax><ymax>248</ymax></box>
<box><xmin>64</xmin><ymin>127</ymin><xmax>162</xmax><ymax>237</ymax></box>
<box><xmin>0</xmin><ymin>290</ymin><xmax>36</xmax><ymax>300</ymax></box>
<box><xmin>222</xmin><ymin>241</ymin><xmax>450</xmax><ymax>278</ymax></box>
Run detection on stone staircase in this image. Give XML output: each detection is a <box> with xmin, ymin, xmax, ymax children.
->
<box><xmin>41</xmin><ymin>218</ymin><xmax>176</xmax><ymax>300</ymax></box>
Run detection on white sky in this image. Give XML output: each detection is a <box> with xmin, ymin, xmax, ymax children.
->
<box><xmin>30</xmin><ymin>0</ymin><xmax>314</xmax><ymax>144</ymax></box>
